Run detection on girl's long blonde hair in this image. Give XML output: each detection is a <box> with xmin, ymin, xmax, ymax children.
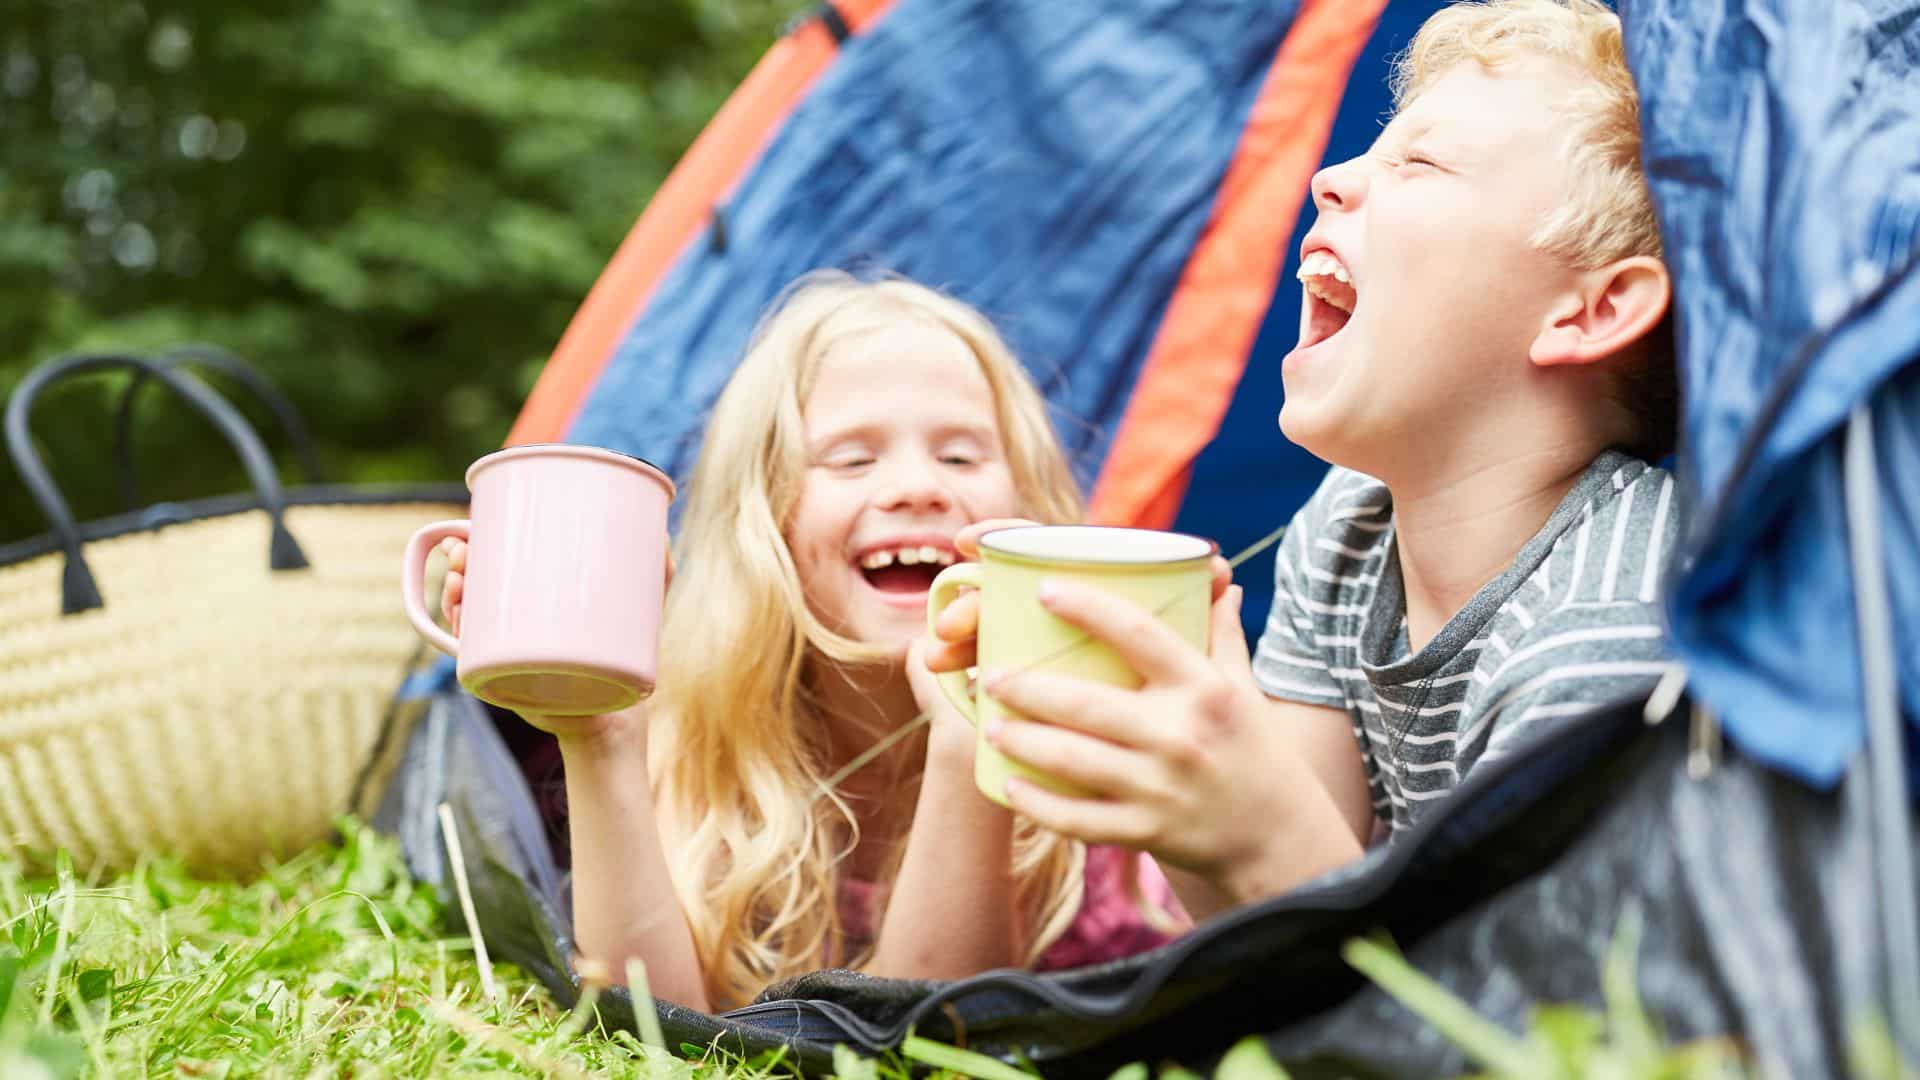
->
<box><xmin>650</xmin><ymin>271</ymin><xmax>1086</xmax><ymax>1008</ymax></box>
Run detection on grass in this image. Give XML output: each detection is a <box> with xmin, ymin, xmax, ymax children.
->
<box><xmin>0</xmin><ymin>820</ymin><xmax>815</xmax><ymax>1078</ymax></box>
<box><xmin>3</xmin><ymin>820</ymin><xmax>1898</xmax><ymax>1079</ymax></box>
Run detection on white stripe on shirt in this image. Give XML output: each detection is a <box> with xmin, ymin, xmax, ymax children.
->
<box><xmin>1599</xmin><ymin>478</ymin><xmax>1637</xmax><ymax>600</ymax></box>
<box><xmin>1640</xmin><ymin>473</ymin><xmax>1674</xmax><ymax>603</ymax></box>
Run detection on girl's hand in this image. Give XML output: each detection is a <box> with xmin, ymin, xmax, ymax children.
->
<box><xmin>436</xmin><ymin>537</ymin><xmax>670</xmax><ymax>747</ymax></box>
<box><xmin>438</xmin><ymin>536</ymin><xmax>470</xmax><ymax>636</ymax></box>
<box><xmin>522</xmin><ymin>704</ymin><xmax>647</xmax><ymax>747</ymax></box>
<box><xmin>907</xmin><ymin>634</ymin><xmax>979</xmax><ymax>769</ymax></box>
<box><xmin>923</xmin><ymin>518</ymin><xmax>1038</xmax><ymax>675</ymax></box>
<box><xmin>437</xmin><ymin>538</ymin><xmax>677</xmax><ymax>635</ymax></box>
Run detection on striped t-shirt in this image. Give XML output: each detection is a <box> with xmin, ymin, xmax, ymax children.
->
<box><xmin>1251</xmin><ymin>450</ymin><xmax>1679</xmax><ymax>833</ymax></box>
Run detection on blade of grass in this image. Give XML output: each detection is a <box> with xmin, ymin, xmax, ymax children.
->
<box><xmin>37</xmin><ymin>877</ymin><xmax>75</xmax><ymax>1026</ymax></box>
<box><xmin>625</xmin><ymin>957</ymin><xmax>668</xmax><ymax>1052</ymax></box>
<box><xmin>1214</xmin><ymin>1035</ymin><xmax>1290</xmax><ymax>1079</ymax></box>
<box><xmin>901</xmin><ymin>1034</ymin><xmax>1035</xmax><ymax>1080</ymax></box>
<box><xmin>437</xmin><ymin>802</ymin><xmax>499</xmax><ymax>1004</ymax></box>
<box><xmin>1600</xmin><ymin>903</ymin><xmax>1660</xmax><ymax>1067</ymax></box>
<box><xmin>1343</xmin><ymin>934</ymin><xmax>1544</xmax><ymax>1079</ymax></box>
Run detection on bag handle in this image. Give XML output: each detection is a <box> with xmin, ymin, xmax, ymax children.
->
<box><xmin>4</xmin><ymin>352</ymin><xmax>310</xmax><ymax>615</ymax></box>
<box><xmin>113</xmin><ymin>344</ymin><xmax>327</xmax><ymax>511</ymax></box>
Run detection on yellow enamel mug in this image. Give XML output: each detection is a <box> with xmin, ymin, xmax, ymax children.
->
<box><xmin>925</xmin><ymin>525</ymin><xmax>1216</xmax><ymax>806</ymax></box>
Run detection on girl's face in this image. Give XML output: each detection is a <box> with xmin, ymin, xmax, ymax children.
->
<box><xmin>788</xmin><ymin>319</ymin><xmax>1022</xmax><ymax>656</ymax></box>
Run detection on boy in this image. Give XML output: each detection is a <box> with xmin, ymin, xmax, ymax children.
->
<box><xmin>929</xmin><ymin>0</ymin><xmax>1679</xmax><ymax>921</ymax></box>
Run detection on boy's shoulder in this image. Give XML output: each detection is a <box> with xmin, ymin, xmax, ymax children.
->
<box><xmin>1275</xmin><ymin>453</ymin><xmax>1679</xmax><ymax>616</ymax></box>
<box><xmin>1272</xmin><ymin>466</ymin><xmax>1395</xmax><ymax>603</ymax></box>
<box><xmin>1512</xmin><ymin>453</ymin><xmax>1678</xmax><ymax>612</ymax></box>
<box><xmin>1465</xmin><ymin>456</ymin><xmax>1680</xmax><ymax>743</ymax></box>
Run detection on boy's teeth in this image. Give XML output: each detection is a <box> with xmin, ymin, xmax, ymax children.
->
<box><xmin>897</xmin><ymin>548</ymin><xmax>921</xmax><ymax>565</ymax></box>
<box><xmin>862</xmin><ymin>550</ymin><xmax>894</xmax><ymax>569</ymax></box>
<box><xmin>918</xmin><ymin>545</ymin><xmax>943</xmax><ymax>565</ymax></box>
<box><xmin>1296</xmin><ymin>249</ymin><xmax>1353</xmax><ymax>285</ymax></box>
<box><xmin>1298</xmin><ymin>249</ymin><xmax>1357</xmax><ymax>314</ymax></box>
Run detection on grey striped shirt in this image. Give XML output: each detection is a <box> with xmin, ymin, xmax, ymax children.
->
<box><xmin>1252</xmin><ymin>451</ymin><xmax>1679</xmax><ymax>833</ymax></box>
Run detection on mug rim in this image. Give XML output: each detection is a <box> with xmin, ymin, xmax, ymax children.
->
<box><xmin>466</xmin><ymin>443</ymin><xmax>676</xmax><ymax>500</ymax></box>
<box><xmin>977</xmin><ymin>524</ymin><xmax>1218</xmax><ymax>567</ymax></box>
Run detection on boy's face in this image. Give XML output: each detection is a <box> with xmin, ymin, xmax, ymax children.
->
<box><xmin>1279</xmin><ymin>58</ymin><xmax>1590</xmax><ymax>476</ymax></box>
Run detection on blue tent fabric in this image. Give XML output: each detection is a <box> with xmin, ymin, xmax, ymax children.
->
<box><xmin>1625</xmin><ymin>0</ymin><xmax>1920</xmax><ymax>786</ymax></box>
<box><xmin>568</xmin><ymin>0</ymin><xmax>1303</xmax><ymax>505</ymax></box>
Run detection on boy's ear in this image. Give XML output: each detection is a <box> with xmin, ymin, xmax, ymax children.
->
<box><xmin>1529</xmin><ymin>256</ymin><xmax>1671</xmax><ymax>369</ymax></box>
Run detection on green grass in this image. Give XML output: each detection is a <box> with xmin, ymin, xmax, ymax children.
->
<box><xmin>0</xmin><ymin>821</ymin><xmax>820</xmax><ymax>1078</ymax></box>
<box><xmin>6</xmin><ymin>820</ymin><xmax>1888</xmax><ymax>1080</ymax></box>
<box><xmin>0</xmin><ymin>820</ymin><xmax>1290</xmax><ymax>1079</ymax></box>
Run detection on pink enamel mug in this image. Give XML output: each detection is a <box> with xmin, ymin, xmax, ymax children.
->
<box><xmin>400</xmin><ymin>444</ymin><xmax>675</xmax><ymax>716</ymax></box>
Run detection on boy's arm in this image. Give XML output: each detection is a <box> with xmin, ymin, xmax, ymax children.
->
<box><xmin>1288</xmin><ymin>696</ymin><xmax>1377</xmax><ymax>851</ymax></box>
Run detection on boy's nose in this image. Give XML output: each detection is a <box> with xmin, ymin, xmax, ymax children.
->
<box><xmin>1310</xmin><ymin>156</ymin><xmax>1367</xmax><ymax>212</ymax></box>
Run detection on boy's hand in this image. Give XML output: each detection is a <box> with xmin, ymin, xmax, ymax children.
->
<box><xmin>978</xmin><ymin>581</ymin><xmax>1359</xmax><ymax>908</ymax></box>
<box><xmin>925</xmin><ymin>519</ymin><xmax>1233</xmax><ymax>675</ymax></box>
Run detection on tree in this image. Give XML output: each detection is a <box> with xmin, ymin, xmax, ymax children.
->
<box><xmin>0</xmin><ymin>0</ymin><xmax>806</xmax><ymax>542</ymax></box>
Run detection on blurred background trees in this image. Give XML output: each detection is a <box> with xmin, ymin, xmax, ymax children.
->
<box><xmin>0</xmin><ymin>0</ymin><xmax>806</xmax><ymax>542</ymax></box>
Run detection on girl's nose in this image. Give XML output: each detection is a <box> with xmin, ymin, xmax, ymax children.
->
<box><xmin>876</xmin><ymin>458</ymin><xmax>954</xmax><ymax>513</ymax></box>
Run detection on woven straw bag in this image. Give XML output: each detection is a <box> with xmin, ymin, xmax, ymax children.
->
<box><xmin>0</xmin><ymin>351</ymin><xmax>466</xmax><ymax>874</ymax></box>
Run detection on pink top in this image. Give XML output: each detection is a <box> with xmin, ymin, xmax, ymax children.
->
<box><xmin>840</xmin><ymin>845</ymin><xmax>1189</xmax><ymax>971</ymax></box>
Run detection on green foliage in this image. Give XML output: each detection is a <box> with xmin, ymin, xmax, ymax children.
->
<box><xmin>0</xmin><ymin>0</ymin><xmax>808</xmax><ymax>543</ymax></box>
<box><xmin>0</xmin><ymin>820</ymin><xmax>778</xmax><ymax>1075</ymax></box>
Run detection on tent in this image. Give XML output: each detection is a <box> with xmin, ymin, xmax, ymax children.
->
<box><xmin>501</xmin><ymin>0</ymin><xmax>1439</xmax><ymax>641</ymax></box>
<box><xmin>371</xmin><ymin>0</ymin><xmax>1920</xmax><ymax>1074</ymax></box>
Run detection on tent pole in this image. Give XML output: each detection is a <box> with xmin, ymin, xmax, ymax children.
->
<box><xmin>1844</xmin><ymin>401</ymin><xmax>1920</xmax><ymax>1058</ymax></box>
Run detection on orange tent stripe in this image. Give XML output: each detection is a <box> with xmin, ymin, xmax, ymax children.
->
<box><xmin>1087</xmin><ymin>0</ymin><xmax>1387</xmax><ymax>528</ymax></box>
<box><xmin>508</xmin><ymin>0</ymin><xmax>899</xmax><ymax>446</ymax></box>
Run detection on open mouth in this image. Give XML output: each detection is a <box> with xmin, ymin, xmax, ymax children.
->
<box><xmin>856</xmin><ymin>542</ymin><xmax>956</xmax><ymax>596</ymax></box>
<box><xmin>1297</xmin><ymin>248</ymin><xmax>1357</xmax><ymax>350</ymax></box>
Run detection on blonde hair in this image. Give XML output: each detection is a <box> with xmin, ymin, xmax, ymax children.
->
<box><xmin>1393</xmin><ymin>0</ymin><xmax>1660</xmax><ymax>269</ymax></box>
<box><xmin>1394</xmin><ymin>0</ymin><xmax>1676</xmax><ymax>458</ymax></box>
<box><xmin>649</xmin><ymin>271</ymin><xmax>1087</xmax><ymax>1008</ymax></box>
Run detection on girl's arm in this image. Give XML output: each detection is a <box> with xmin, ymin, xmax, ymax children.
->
<box><xmin>865</xmin><ymin>643</ymin><xmax>1022</xmax><ymax>978</ymax></box>
<box><xmin>549</xmin><ymin>707</ymin><xmax>713</xmax><ymax>1012</ymax></box>
<box><xmin>443</xmin><ymin>539</ymin><xmax>708</xmax><ymax>1007</ymax></box>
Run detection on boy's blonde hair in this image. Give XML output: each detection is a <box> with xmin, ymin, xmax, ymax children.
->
<box><xmin>649</xmin><ymin>271</ymin><xmax>1087</xmax><ymax>1008</ymax></box>
<box><xmin>1394</xmin><ymin>0</ymin><xmax>1676</xmax><ymax>457</ymax></box>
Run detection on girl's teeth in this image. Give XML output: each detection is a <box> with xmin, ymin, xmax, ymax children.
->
<box><xmin>860</xmin><ymin>545</ymin><xmax>955</xmax><ymax>569</ymax></box>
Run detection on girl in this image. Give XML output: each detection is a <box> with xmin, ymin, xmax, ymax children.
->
<box><xmin>442</xmin><ymin>272</ymin><xmax>1186</xmax><ymax>1010</ymax></box>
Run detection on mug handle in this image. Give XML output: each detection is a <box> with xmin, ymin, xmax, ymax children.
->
<box><xmin>401</xmin><ymin>520</ymin><xmax>469</xmax><ymax>657</ymax></box>
<box><xmin>925</xmin><ymin>562</ymin><xmax>983</xmax><ymax>726</ymax></box>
